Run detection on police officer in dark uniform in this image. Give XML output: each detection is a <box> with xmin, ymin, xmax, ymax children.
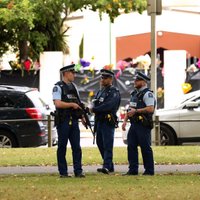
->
<box><xmin>91</xmin><ymin>69</ymin><xmax>121</xmax><ymax>174</ymax></box>
<box><xmin>52</xmin><ymin>64</ymin><xmax>85</xmax><ymax>178</ymax></box>
<box><xmin>122</xmin><ymin>72</ymin><xmax>156</xmax><ymax>176</ymax></box>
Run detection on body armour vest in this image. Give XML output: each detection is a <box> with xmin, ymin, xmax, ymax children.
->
<box><xmin>129</xmin><ymin>88</ymin><xmax>154</xmax><ymax>123</ymax></box>
<box><xmin>55</xmin><ymin>81</ymin><xmax>80</xmax><ymax>117</ymax></box>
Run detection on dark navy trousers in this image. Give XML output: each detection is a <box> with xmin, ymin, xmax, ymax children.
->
<box><xmin>56</xmin><ymin>117</ymin><xmax>82</xmax><ymax>176</ymax></box>
<box><xmin>127</xmin><ymin>122</ymin><xmax>154</xmax><ymax>175</ymax></box>
<box><xmin>96</xmin><ymin>121</ymin><xmax>115</xmax><ymax>171</ymax></box>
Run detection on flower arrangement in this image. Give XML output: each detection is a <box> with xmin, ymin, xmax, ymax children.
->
<box><xmin>103</xmin><ymin>64</ymin><xmax>113</xmax><ymax>71</ymax></box>
<box><xmin>8</xmin><ymin>54</ymin><xmax>40</xmax><ymax>76</ymax></box>
<box><xmin>157</xmin><ymin>87</ymin><xmax>164</xmax><ymax>98</ymax></box>
<box><xmin>133</xmin><ymin>54</ymin><xmax>151</xmax><ymax>71</ymax></box>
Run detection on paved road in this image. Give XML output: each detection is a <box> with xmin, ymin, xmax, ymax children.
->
<box><xmin>1</xmin><ymin>164</ymin><xmax>200</xmax><ymax>175</ymax></box>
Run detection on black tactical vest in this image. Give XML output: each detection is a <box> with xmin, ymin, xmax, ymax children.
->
<box><xmin>129</xmin><ymin>88</ymin><xmax>154</xmax><ymax>125</ymax></box>
<box><xmin>55</xmin><ymin>81</ymin><xmax>80</xmax><ymax>118</ymax></box>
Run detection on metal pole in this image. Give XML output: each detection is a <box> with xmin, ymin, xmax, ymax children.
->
<box><xmin>48</xmin><ymin>115</ymin><xmax>52</xmax><ymax>147</ymax></box>
<box><xmin>150</xmin><ymin>0</ymin><xmax>157</xmax><ymax>97</ymax></box>
<box><xmin>155</xmin><ymin>115</ymin><xmax>160</xmax><ymax>145</ymax></box>
<box><xmin>150</xmin><ymin>0</ymin><xmax>159</xmax><ymax>145</ymax></box>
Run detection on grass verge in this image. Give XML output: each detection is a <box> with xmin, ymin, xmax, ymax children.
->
<box><xmin>0</xmin><ymin>146</ymin><xmax>200</xmax><ymax>166</ymax></box>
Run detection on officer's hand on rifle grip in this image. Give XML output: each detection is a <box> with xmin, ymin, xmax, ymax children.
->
<box><xmin>71</xmin><ymin>103</ymin><xmax>81</xmax><ymax>110</ymax></box>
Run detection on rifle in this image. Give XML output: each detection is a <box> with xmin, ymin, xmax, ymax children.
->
<box><xmin>71</xmin><ymin>83</ymin><xmax>95</xmax><ymax>144</ymax></box>
<box><xmin>79</xmin><ymin>103</ymin><xmax>96</xmax><ymax>144</ymax></box>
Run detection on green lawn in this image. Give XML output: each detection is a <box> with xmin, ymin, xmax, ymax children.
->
<box><xmin>0</xmin><ymin>173</ymin><xmax>200</xmax><ymax>200</ymax></box>
<box><xmin>0</xmin><ymin>146</ymin><xmax>200</xmax><ymax>166</ymax></box>
<box><xmin>1</xmin><ymin>146</ymin><xmax>200</xmax><ymax>200</ymax></box>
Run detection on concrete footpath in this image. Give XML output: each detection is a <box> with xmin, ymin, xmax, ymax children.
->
<box><xmin>0</xmin><ymin>164</ymin><xmax>200</xmax><ymax>175</ymax></box>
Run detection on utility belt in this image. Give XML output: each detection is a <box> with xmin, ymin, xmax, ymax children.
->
<box><xmin>130</xmin><ymin>114</ymin><xmax>153</xmax><ymax>129</ymax></box>
<box><xmin>51</xmin><ymin>109</ymin><xmax>82</xmax><ymax>127</ymax></box>
<box><xmin>96</xmin><ymin>113</ymin><xmax>119</xmax><ymax>128</ymax></box>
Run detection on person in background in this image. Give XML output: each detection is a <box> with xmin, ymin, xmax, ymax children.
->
<box><xmin>122</xmin><ymin>71</ymin><xmax>156</xmax><ymax>176</ymax></box>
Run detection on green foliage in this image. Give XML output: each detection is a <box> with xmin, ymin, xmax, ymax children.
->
<box><xmin>0</xmin><ymin>0</ymin><xmax>147</xmax><ymax>61</ymax></box>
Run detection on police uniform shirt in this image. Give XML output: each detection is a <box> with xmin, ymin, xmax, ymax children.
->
<box><xmin>93</xmin><ymin>86</ymin><xmax>120</xmax><ymax>113</ymax></box>
<box><xmin>139</xmin><ymin>86</ymin><xmax>155</xmax><ymax>107</ymax></box>
<box><xmin>52</xmin><ymin>85</ymin><xmax>62</xmax><ymax>100</ymax></box>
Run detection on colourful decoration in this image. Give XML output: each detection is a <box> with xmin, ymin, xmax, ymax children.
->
<box><xmin>80</xmin><ymin>58</ymin><xmax>90</xmax><ymax>67</ymax></box>
<box><xmin>134</xmin><ymin>54</ymin><xmax>151</xmax><ymax>70</ymax></box>
<box><xmin>103</xmin><ymin>64</ymin><xmax>113</xmax><ymax>71</ymax></box>
<box><xmin>89</xmin><ymin>91</ymin><xmax>94</xmax><ymax>97</ymax></box>
<box><xmin>75</xmin><ymin>63</ymin><xmax>82</xmax><ymax>72</ymax></box>
<box><xmin>157</xmin><ymin>87</ymin><xmax>164</xmax><ymax>98</ymax></box>
<box><xmin>115</xmin><ymin>70</ymin><xmax>121</xmax><ymax>79</ymax></box>
<box><xmin>23</xmin><ymin>59</ymin><xmax>32</xmax><ymax>72</ymax></box>
<box><xmin>197</xmin><ymin>59</ymin><xmax>200</xmax><ymax>68</ymax></box>
<box><xmin>116</xmin><ymin>60</ymin><xmax>128</xmax><ymax>71</ymax></box>
<box><xmin>80</xmin><ymin>76</ymin><xmax>89</xmax><ymax>85</ymax></box>
<box><xmin>182</xmin><ymin>83</ymin><xmax>192</xmax><ymax>94</ymax></box>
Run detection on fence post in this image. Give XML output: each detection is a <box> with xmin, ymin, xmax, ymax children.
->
<box><xmin>155</xmin><ymin>115</ymin><xmax>160</xmax><ymax>145</ymax></box>
<box><xmin>47</xmin><ymin>115</ymin><xmax>52</xmax><ymax>147</ymax></box>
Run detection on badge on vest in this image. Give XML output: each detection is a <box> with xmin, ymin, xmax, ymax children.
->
<box><xmin>130</xmin><ymin>102</ymin><xmax>137</xmax><ymax>107</ymax></box>
<box><xmin>67</xmin><ymin>94</ymin><xmax>76</xmax><ymax>99</ymax></box>
<box><xmin>99</xmin><ymin>97</ymin><xmax>104</xmax><ymax>102</ymax></box>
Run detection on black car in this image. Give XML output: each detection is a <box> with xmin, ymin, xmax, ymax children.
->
<box><xmin>0</xmin><ymin>85</ymin><xmax>57</xmax><ymax>148</ymax></box>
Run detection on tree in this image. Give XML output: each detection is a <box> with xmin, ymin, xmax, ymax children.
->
<box><xmin>0</xmin><ymin>0</ymin><xmax>147</xmax><ymax>63</ymax></box>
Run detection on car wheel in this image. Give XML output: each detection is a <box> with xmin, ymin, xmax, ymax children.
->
<box><xmin>160</xmin><ymin>125</ymin><xmax>176</xmax><ymax>145</ymax></box>
<box><xmin>0</xmin><ymin>131</ymin><xmax>17</xmax><ymax>148</ymax></box>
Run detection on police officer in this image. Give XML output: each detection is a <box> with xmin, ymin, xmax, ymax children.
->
<box><xmin>122</xmin><ymin>71</ymin><xmax>156</xmax><ymax>176</ymax></box>
<box><xmin>91</xmin><ymin>69</ymin><xmax>121</xmax><ymax>174</ymax></box>
<box><xmin>52</xmin><ymin>64</ymin><xmax>85</xmax><ymax>178</ymax></box>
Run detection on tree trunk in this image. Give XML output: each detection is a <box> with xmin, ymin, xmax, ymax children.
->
<box><xmin>19</xmin><ymin>40</ymin><xmax>29</xmax><ymax>62</ymax></box>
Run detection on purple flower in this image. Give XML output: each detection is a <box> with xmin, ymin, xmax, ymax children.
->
<box><xmin>80</xmin><ymin>59</ymin><xmax>90</xmax><ymax>67</ymax></box>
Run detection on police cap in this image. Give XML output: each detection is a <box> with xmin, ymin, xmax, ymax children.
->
<box><xmin>100</xmin><ymin>69</ymin><xmax>114</xmax><ymax>78</ymax></box>
<box><xmin>60</xmin><ymin>64</ymin><xmax>75</xmax><ymax>73</ymax></box>
<box><xmin>134</xmin><ymin>72</ymin><xmax>150</xmax><ymax>82</ymax></box>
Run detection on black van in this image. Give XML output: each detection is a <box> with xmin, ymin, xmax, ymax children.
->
<box><xmin>0</xmin><ymin>85</ymin><xmax>57</xmax><ymax>148</ymax></box>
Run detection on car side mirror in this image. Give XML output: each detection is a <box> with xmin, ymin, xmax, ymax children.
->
<box><xmin>185</xmin><ymin>102</ymin><xmax>199</xmax><ymax>110</ymax></box>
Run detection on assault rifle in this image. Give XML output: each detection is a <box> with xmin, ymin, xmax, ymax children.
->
<box><xmin>71</xmin><ymin>83</ymin><xmax>95</xmax><ymax>144</ymax></box>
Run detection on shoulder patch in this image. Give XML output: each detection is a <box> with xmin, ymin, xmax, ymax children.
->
<box><xmin>53</xmin><ymin>86</ymin><xmax>58</xmax><ymax>92</ymax></box>
<box><xmin>148</xmin><ymin>92</ymin><xmax>153</xmax><ymax>98</ymax></box>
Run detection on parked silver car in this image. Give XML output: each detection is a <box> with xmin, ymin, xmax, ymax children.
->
<box><xmin>157</xmin><ymin>90</ymin><xmax>200</xmax><ymax>145</ymax></box>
